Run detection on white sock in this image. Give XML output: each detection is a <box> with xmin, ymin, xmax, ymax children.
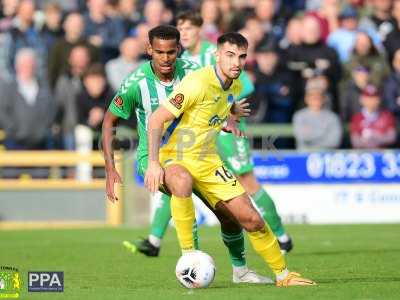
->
<box><xmin>148</xmin><ymin>234</ymin><xmax>161</xmax><ymax>248</ymax></box>
<box><xmin>277</xmin><ymin>233</ymin><xmax>290</xmax><ymax>243</ymax></box>
<box><xmin>276</xmin><ymin>269</ymin><xmax>289</xmax><ymax>281</ymax></box>
<box><xmin>232</xmin><ymin>265</ymin><xmax>248</xmax><ymax>276</ymax></box>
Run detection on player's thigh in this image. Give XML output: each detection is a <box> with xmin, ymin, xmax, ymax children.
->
<box><xmin>217</xmin><ymin>132</ymin><xmax>254</xmax><ymax>176</ymax></box>
<box><xmin>164</xmin><ymin>163</ymin><xmax>193</xmax><ymax>197</ymax></box>
<box><xmin>193</xmin><ymin>189</ymin><xmax>242</xmax><ymax>234</ymax></box>
<box><xmin>193</xmin><ymin>163</ymin><xmax>245</xmax><ymax>208</ymax></box>
<box><xmin>216</xmin><ymin>194</ymin><xmax>265</xmax><ymax>232</ymax></box>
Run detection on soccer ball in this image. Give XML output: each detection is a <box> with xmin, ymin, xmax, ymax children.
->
<box><xmin>175</xmin><ymin>250</ymin><xmax>216</xmax><ymax>288</ymax></box>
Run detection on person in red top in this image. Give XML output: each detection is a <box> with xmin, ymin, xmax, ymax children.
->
<box><xmin>350</xmin><ymin>84</ymin><xmax>397</xmax><ymax>148</ymax></box>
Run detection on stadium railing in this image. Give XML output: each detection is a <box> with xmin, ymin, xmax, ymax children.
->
<box><xmin>0</xmin><ymin>151</ymin><xmax>123</xmax><ymax>229</ymax></box>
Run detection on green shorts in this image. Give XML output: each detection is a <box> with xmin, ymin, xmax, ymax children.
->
<box><xmin>137</xmin><ymin>156</ymin><xmax>148</xmax><ymax>177</ymax></box>
<box><xmin>216</xmin><ymin>131</ymin><xmax>254</xmax><ymax>176</ymax></box>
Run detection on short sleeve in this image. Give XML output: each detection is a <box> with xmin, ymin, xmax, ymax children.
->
<box><xmin>237</xmin><ymin>71</ymin><xmax>254</xmax><ymax>99</ymax></box>
<box><xmin>161</xmin><ymin>73</ymin><xmax>203</xmax><ymax>117</ymax></box>
<box><xmin>108</xmin><ymin>83</ymin><xmax>139</xmax><ymax>120</ymax></box>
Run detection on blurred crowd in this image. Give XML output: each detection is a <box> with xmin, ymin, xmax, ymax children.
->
<box><xmin>0</xmin><ymin>0</ymin><xmax>399</xmax><ymax>152</ymax></box>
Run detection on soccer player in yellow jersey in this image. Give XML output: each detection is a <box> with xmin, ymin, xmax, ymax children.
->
<box><xmin>145</xmin><ymin>32</ymin><xmax>316</xmax><ymax>287</ymax></box>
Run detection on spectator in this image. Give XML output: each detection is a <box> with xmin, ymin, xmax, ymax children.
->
<box><xmin>250</xmin><ymin>41</ymin><xmax>294</xmax><ymax>124</ymax></box>
<box><xmin>306</xmin><ymin>0</ymin><xmax>341</xmax><ymax>42</ymax></box>
<box><xmin>130</xmin><ymin>22</ymin><xmax>150</xmax><ymax>60</ymax></box>
<box><xmin>54</xmin><ymin>45</ymin><xmax>91</xmax><ymax>150</ymax></box>
<box><xmin>286</xmin><ymin>15</ymin><xmax>341</xmax><ymax>111</ymax></box>
<box><xmin>0</xmin><ymin>0</ymin><xmax>19</xmax><ymax>32</ymax></box>
<box><xmin>0</xmin><ymin>0</ymin><xmax>47</xmax><ymax>80</ymax></box>
<box><xmin>344</xmin><ymin>31</ymin><xmax>390</xmax><ymax>87</ymax></box>
<box><xmin>279</xmin><ymin>16</ymin><xmax>303</xmax><ymax>51</ymax></box>
<box><xmin>238</xmin><ymin>15</ymin><xmax>265</xmax><ymax>65</ymax></box>
<box><xmin>48</xmin><ymin>12</ymin><xmax>100</xmax><ymax>89</ymax></box>
<box><xmin>254</xmin><ymin>0</ymin><xmax>290</xmax><ymax>43</ymax></box>
<box><xmin>327</xmin><ymin>6</ymin><xmax>359</xmax><ymax>63</ymax></box>
<box><xmin>383</xmin><ymin>49</ymin><xmax>400</xmax><ymax>122</ymax></box>
<box><xmin>200</xmin><ymin>0</ymin><xmax>221</xmax><ymax>43</ymax></box>
<box><xmin>0</xmin><ymin>48</ymin><xmax>54</xmax><ymax>150</ymax></box>
<box><xmin>383</xmin><ymin>0</ymin><xmax>400</xmax><ymax>65</ymax></box>
<box><xmin>293</xmin><ymin>78</ymin><xmax>342</xmax><ymax>150</ymax></box>
<box><xmin>350</xmin><ymin>84</ymin><xmax>396</xmax><ymax>148</ymax></box>
<box><xmin>340</xmin><ymin>65</ymin><xmax>370</xmax><ymax>122</ymax></box>
<box><xmin>359</xmin><ymin>0</ymin><xmax>395</xmax><ymax>45</ymax></box>
<box><xmin>39</xmin><ymin>2</ymin><xmax>63</xmax><ymax>52</ymax></box>
<box><xmin>118</xmin><ymin>0</ymin><xmax>140</xmax><ymax>35</ymax></box>
<box><xmin>142</xmin><ymin>0</ymin><xmax>168</xmax><ymax>29</ymax></box>
<box><xmin>83</xmin><ymin>0</ymin><xmax>125</xmax><ymax>62</ymax></box>
<box><xmin>105</xmin><ymin>37</ymin><xmax>142</xmax><ymax>92</ymax></box>
<box><xmin>76</xmin><ymin>63</ymin><xmax>113</xmax><ymax>148</ymax></box>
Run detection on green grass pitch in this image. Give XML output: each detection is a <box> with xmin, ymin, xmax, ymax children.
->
<box><xmin>1</xmin><ymin>224</ymin><xmax>399</xmax><ymax>300</ymax></box>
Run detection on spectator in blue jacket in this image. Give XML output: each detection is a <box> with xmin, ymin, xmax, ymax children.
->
<box><xmin>250</xmin><ymin>41</ymin><xmax>295</xmax><ymax>124</ymax></box>
<box><xmin>83</xmin><ymin>0</ymin><xmax>125</xmax><ymax>62</ymax></box>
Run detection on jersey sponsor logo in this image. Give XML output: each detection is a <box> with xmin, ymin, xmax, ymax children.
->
<box><xmin>114</xmin><ymin>96</ymin><xmax>123</xmax><ymax>108</ymax></box>
<box><xmin>169</xmin><ymin>93</ymin><xmax>184</xmax><ymax>109</ymax></box>
<box><xmin>208</xmin><ymin>115</ymin><xmax>227</xmax><ymax>126</ymax></box>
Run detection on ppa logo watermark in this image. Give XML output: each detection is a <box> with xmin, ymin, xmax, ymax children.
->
<box><xmin>28</xmin><ymin>272</ymin><xmax>63</xmax><ymax>292</ymax></box>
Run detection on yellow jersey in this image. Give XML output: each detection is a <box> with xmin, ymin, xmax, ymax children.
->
<box><xmin>160</xmin><ymin>65</ymin><xmax>242</xmax><ymax>166</ymax></box>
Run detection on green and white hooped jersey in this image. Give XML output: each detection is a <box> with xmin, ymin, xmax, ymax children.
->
<box><xmin>108</xmin><ymin>58</ymin><xmax>200</xmax><ymax>163</ymax></box>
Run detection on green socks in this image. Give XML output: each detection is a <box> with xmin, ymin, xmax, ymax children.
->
<box><xmin>150</xmin><ymin>193</ymin><xmax>172</xmax><ymax>239</ymax></box>
<box><xmin>251</xmin><ymin>188</ymin><xmax>285</xmax><ymax>237</ymax></box>
<box><xmin>221</xmin><ymin>230</ymin><xmax>246</xmax><ymax>267</ymax></box>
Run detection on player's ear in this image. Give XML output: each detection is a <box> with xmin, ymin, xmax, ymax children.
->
<box><xmin>147</xmin><ymin>43</ymin><xmax>153</xmax><ymax>56</ymax></box>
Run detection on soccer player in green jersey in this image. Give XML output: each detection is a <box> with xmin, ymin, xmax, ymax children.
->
<box><xmin>103</xmin><ymin>25</ymin><xmax>272</xmax><ymax>284</ymax></box>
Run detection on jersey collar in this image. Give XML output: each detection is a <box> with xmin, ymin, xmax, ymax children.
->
<box><xmin>213</xmin><ymin>66</ymin><xmax>232</xmax><ymax>91</ymax></box>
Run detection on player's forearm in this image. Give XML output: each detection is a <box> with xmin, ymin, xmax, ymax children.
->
<box><xmin>102</xmin><ymin>111</ymin><xmax>117</xmax><ymax>169</ymax></box>
<box><xmin>147</xmin><ymin>113</ymin><xmax>164</xmax><ymax>164</ymax></box>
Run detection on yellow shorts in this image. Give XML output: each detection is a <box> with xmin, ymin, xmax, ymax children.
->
<box><xmin>160</xmin><ymin>153</ymin><xmax>246</xmax><ymax>208</ymax></box>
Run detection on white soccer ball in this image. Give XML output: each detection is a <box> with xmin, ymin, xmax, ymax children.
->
<box><xmin>175</xmin><ymin>250</ymin><xmax>216</xmax><ymax>289</ymax></box>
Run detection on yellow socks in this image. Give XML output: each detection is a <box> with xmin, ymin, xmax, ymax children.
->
<box><xmin>247</xmin><ymin>224</ymin><xmax>287</xmax><ymax>275</ymax></box>
<box><xmin>170</xmin><ymin>195</ymin><xmax>195</xmax><ymax>251</ymax></box>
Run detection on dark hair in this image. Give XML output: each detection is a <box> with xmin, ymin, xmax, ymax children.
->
<box><xmin>176</xmin><ymin>10</ymin><xmax>203</xmax><ymax>27</ymax></box>
<box><xmin>83</xmin><ymin>63</ymin><xmax>105</xmax><ymax>78</ymax></box>
<box><xmin>353</xmin><ymin>31</ymin><xmax>378</xmax><ymax>56</ymax></box>
<box><xmin>217</xmin><ymin>32</ymin><xmax>248</xmax><ymax>48</ymax></box>
<box><xmin>148</xmin><ymin>25</ymin><xmax>180</xmax><ymax>45</ymax></box>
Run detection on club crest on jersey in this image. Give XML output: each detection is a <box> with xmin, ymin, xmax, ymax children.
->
<box><xmin>169</xmin><ymin>93</ymin><xmax>184</xmax><ymax>109</ymax></box>
<box><xmin>114</xmin><ymin>96</ymin><xmax>123</xmax><ymax>108</ymax></box>
<box><xmin>227</xmin><ymin>94</ymin><xmax>234</xmax><ymax>104</ymax></box>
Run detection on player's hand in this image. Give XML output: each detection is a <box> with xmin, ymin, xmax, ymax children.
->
<box><xmin>144</xmin><ymin>161</ymin><xmax>164</xmax><ymax>193</ymax></box>
<box><xmin>222</xmin><ymin>115</ymin><xmax>245</xmax><ymax>137</ymax></box>
<box><xmin>105</xmin><ymin>166</ymin><xmax>122</xmax><ymax>202</ymax></box>
<box><xmin>231</xmin><ymin>99</ymin><xmax>251</xmax><ymax>118</ymax></box>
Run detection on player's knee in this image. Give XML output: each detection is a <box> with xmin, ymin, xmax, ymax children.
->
<box><xmin>243</xmin><ymin>214</ymin><xmax>264</xmax><ymax>232</ymax></box>
<box><xmin>170</xmin><ymin>172</ymin><xmax>193</xmax><ymax>197</ymax></box>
